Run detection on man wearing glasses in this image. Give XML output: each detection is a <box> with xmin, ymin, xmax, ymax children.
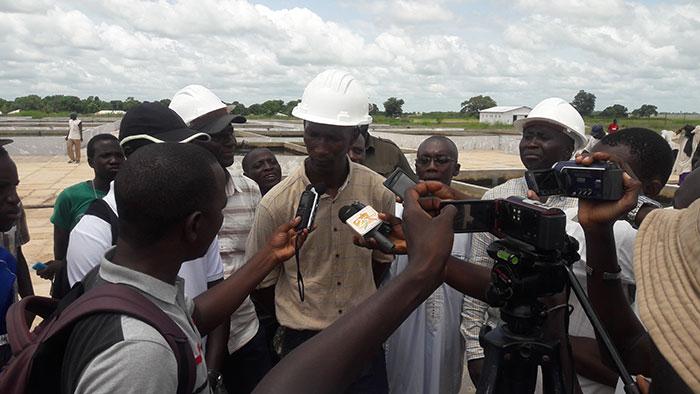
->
<box><xmin>461</xmin><ymin>97</ymin><xmax>588</xmax><ymax>386</ymax></box>
<box><xmin>384</xmin><ymin>136</ymin><xmax>470</xmax><ymax>394</ymax></box>
<box><xmin>170</xmin><ymin>86</ymin><xmax>272</xmax><ymax>393</ymax></box>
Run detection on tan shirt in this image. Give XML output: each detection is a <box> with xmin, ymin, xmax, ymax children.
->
<box><xmin>245</xmin><ymin>159</ymin><xmax>395</xmax><ymax>330</ymax></box>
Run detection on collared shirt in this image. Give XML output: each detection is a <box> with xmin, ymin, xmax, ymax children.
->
<box><xmin>220</xmin><ymin>172</ymin><xmax>261</xmax><ymax>353</ymax></box>
<box><xmin>384</xmin><ymin>203</ymin><xmax>470</xmax><ymax>394</ymax></box>
<box><xmin>461</xmin><ymin>177</ymin><xmax>578</xmax><ymax>361</ymax></box>
<box><xmin>67</xmin><ymin>181</ymin><xmax>224</xmax><ymax>298</ymax></box>
<box><xmin>245</xmin><ymin>159</ymin><xmax>395</xmax><ymax>330</ymax></box>
<box><xmin>68</xmin><ymin>252</ymin><xmax>210</xmax><ymax>394</ymax></box>
<box><xmin>364</xmin><ymin>135</ymin><xmax>417</xmax><ymax>180</ymax></box>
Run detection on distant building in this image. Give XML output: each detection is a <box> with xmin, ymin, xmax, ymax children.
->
<box><xmin>95</xmin><ymin>110</ymin><xmax>126</xmax><ymax>115</ymax></box>
<box><xmin>8</xmin><ymin>109</ymin><xmax>21</xmax><ymax>115</ymax></box>
<box><xmin>479</xmin><ymin>106</ymin><xmax>531</xmax><ymax>125</ymax></box>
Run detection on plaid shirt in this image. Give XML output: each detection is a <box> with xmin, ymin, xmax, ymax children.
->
<box><xmin>460</xmin><ymin>177</ymin><xmax>577</xmax><ymax>361</ymax></box>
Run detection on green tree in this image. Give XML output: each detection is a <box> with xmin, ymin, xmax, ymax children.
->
<box><xmin>600</xmin><ymin>104</ymin><xmax>628</xmax><ymax>118</ymax></box>
<box><xmin>571</xmin><ymin>90</ymin><xmax>596</xmax><ymax>116</ymax></box>
<box><xmin>229</xmin><ymin>101</ymin><xmax>246</xmax><ymax>115</ymax></box>
<box><xmin>122</xmin><ymin>97</ymin><xmax>141</xmax><ymax>111</ymax></box>
<box><xmin>460</xmin><ymin>95</ymin><xmax>497</xmax><ymax>116</ymax></box>
<box><xmin>247</xmin><ymin>103</ymin><xmax>264</xmax><ymax>115</ymax></box>
<box><xmin>14</xmin><ymin>95</ymin><xmax>43</xmax><ymax>111</ymax></box>
<box><xmin>260</xmin><ymin>100</ymin><xmax>285</xmax><ymax>116</ymax></box>
<box><xmin>383</xmin><ymin>97</ymin><xmax>405</xmax><ymax>117</ymax></box>
<box><xmin>159</xmin><ymin>99</ymin><xmax>171</xmax><ymax>107</ymax></box>
<box><xmin>369</xmin><ymin>103</ymin><xmax>380</xmax><ymax>116</ymax></box>
<box><xmin>631</xmin><ymin>104</ymin><xmax>658</xmax><ymax>117</ymax></box>
<box><xmin>109</xmin><ymin>100</ymin><xmax>124</xmax><ymax>110</ymax></box>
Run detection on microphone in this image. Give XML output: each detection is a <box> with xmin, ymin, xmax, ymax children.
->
<box><xmin>338</xmin><ymin>202</ymin><xmax>395</xmax><ymax>254</ymax></box>
<box><xmin>295</xmin><ymin>184</ymin><xmax>326</xmax><ymax>231</ymax></box>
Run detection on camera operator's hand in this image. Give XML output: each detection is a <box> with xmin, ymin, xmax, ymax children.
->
<box><xmin>402</xmin><ymin>186</ymin><xmax>456</xmax><ymax>282</ymax></box>
<box><xmin>264</xmin><ymin>217</ymin><xmax>309</xmax><ymax>263</ymax></box>
<box><xmin>575</xmin><ymin>152</ymin><xmax>642</xmax><ymax>230</ymax></box>
<box><xmin>413</xmin><ymin>181</ymin><xmax>468</xmax><ymax>216</ymax></box>
<box><xmin>353</xmin><ymin>212</ymin><xmax>407</xmax><ymax>254</ymax></box>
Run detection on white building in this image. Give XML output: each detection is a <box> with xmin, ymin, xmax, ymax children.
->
<box><xmin>479</xmin><ymin>106</ymin><xmax>531</xmax><ymax>125</ymax></box>
<box><xmin>95</xmin><ymin>110</ymin><xmax>126</xmax><ymax>115</ymax></box>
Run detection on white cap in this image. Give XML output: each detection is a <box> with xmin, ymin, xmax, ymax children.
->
<box><xmin>514</xmin><ymin>97</ymin><xmax>587</xmax><ymax>151</ymax></box>
<box><xmin>169</xmin><ymin>85</ymin><xmax>226</xmax><ymax>125</ymax></box>
<box><xmin>292</xmin><ymin>69</ymin><xmax>372</xmax><ymax>127</ymax></box>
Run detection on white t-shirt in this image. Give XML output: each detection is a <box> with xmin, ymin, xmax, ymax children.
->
<box><xmin>564</xmin><ymin>207</ymin><xmax>637</xmax><ymax>394</ymax></box>
<box><xmin>68</xmin><ymin>119</ymin><xmax>82</xmax><ymax>140</ymax></box>
<box><xmin>66</xmin><ymin>182</ymin><xmax>224</xmax><ymax>298</ymax></box>
<box><xmin>384</xmin><ymin>203</ymin><xmax>470</xmax><ymax>394</ymax></box>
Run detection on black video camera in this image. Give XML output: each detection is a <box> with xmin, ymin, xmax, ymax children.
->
<box><xmin>440</xmin><ymin>196</ymin><xmax>567</xmax><ymax>252</ymax></box>
<box><xmin>525</xmin><ymin>160</ymin><xmax>624</xmax><ymax>200</ymax></box>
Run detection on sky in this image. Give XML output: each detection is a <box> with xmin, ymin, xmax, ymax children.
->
<box><xmin>1</xmin><ymin>0</ymin><xmax>699</xmax><ymax>113</ymax></box>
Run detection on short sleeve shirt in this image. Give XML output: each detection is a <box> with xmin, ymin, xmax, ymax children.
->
<box><xmin>51</xmin><ymin>181</ymin><xmax>107</xmax><ymax>230</ymax></box>
<box><xmin>364</xmin><ymin>135</ymin><xmax>417</xmax><ymax>180</ymax></box>
<box><xmin>244</xmin><ymin>160</ymin><xmax>396</xmax><ymax>330</ymax></box>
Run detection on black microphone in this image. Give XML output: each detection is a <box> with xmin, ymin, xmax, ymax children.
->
<box><xmin>295</xmin><ymin>184</ymin><xmax>326</xmax><ymax>231</ymax></box>
<box><xmin>338</xmin><ymin>202</ymin><xmax>395</xmax><ymax>254</ymax></box>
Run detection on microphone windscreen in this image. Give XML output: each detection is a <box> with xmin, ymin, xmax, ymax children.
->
<box><xmin>313</xmin><ymin>184</ymin><xmax>327</xmax><ymax>194</ymax></box>
<box><xmin>338</xmin><ymin>204</ymin><xmax>361</xmax><ymax>222</ymax></box>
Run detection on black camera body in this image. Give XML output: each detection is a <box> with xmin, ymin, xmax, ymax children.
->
<box><xmin>525</xmin><ymin>160</ymin><xmax>624</xmax><ymax>201</ymax></box>
<box><xmin>440</xmin><ymin>196</ymin><xmax>567</xmax><ymax>252</ymax></box>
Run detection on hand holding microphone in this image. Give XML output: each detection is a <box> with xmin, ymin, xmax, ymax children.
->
<box><xmin>339</xmin><ymin>202</ymin><xmax>398</xmax><ymax>254</ymax></box>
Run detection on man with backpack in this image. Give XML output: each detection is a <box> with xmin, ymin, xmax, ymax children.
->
<box><xmin>1</xmin><ymin>143</ymin><xmax>307</xmax><ymax>393</ymax></box>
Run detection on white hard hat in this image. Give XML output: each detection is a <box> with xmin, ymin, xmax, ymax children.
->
<box><xmin>514</xmin><ymin>97</ymin><xmax>587</xmax><ymax>151</ymax></box>
<box><xmin>292</xmin><ymin>69</ymin><xmax>372</xmax><ymax>127</ymax></box>
<box><xmin>170</xmin><ymin>85</ymin><xmax>225</xmax><ymax>124</ymax></box>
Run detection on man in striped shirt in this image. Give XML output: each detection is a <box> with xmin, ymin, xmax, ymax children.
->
<box><xmin>170</xmin><ymin>85</ymin><xmax>270</xmax><ymax>393</ymax></box>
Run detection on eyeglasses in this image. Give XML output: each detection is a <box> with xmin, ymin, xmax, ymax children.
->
<box><xmin>415</xmin><ymin>156</ymin><xmax>455</xmax><ymax>166</ymax></box>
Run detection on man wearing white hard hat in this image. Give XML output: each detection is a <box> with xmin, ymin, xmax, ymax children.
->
<box><xmin>462</xmin><ymin>97</ymin><xmax>585</xmax><ymax>385</ymax></box>
<box><xmin>245</xmin><ymin>69</ymin><xmax>395</xmax><ymax>392</ymax></box>
<box><xmin>170</xmin><ymin>85</ymin><xmax>271</xmax><ymax>393</ymax></box>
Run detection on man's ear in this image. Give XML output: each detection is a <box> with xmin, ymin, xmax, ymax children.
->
<box><xmin>452</xmin><ymin>162</ymin><xmax>461</xmax><ymax>177</ymax></box>
<box><xmin>643</xmin><ymin>179</ymin><xmax>664</xmax><ymax>198</ymax></box>
<box><xmin>87</xmin><ymin>157</ymin><xmax>95</xmax><ymax>168</ymax></box>
<box><xmin>183</xmin><ymin>211</ymin><xmax>203</xmax><ymax>243</ymax></box>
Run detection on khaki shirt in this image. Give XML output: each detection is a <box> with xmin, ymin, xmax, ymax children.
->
<box><xmin>245</xmin><ymin>160</ymin><xmax>395</xmax><ymax>330</ymax></box>
<box><xmin>364</xmin><ymin>135</ymin><xmax>417</xmax><ymax>180</ymax></box>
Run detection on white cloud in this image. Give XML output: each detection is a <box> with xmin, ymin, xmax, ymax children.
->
<box><xmin>0</xmin><ymin>0</ymin><xmax>698</xmax><ymax>112</ymax></box>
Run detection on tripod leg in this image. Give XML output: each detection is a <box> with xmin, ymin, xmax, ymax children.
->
<box><xmin>540</xmin><ymin>341</ymin><xmax>567</xmax><ymax>394</ymax></box>
<box><xmin>478</xmin><ymin>327</ymin><xmax>539</xmax><ymax>394</ymax></box>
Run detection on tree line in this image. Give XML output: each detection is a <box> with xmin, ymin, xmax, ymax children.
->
<box><xmin>0</xmin><ymin>93</ymin><xmax>662</xmax><ymax>119</ymax></box>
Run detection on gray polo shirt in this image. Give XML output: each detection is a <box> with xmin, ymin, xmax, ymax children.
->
<box><xmin>64</xmin><ymin>251</ymin><xmax>210</xmax><ymax>394</ymax></box>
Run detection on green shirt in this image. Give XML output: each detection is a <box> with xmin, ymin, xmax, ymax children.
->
<box><xmin>50</xmin><ymin>181</ymin><xmax>107</xmax><ymax>230</ymax></box>
<box><xmin>364</xmin><ymin>135</ymin><xmax>418</xmax><ymax>181</ymax></box>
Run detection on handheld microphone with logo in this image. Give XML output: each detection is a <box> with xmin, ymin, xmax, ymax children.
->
<box><xmin>338</xmin><ymin>202</ymin><xmax>396</xmax><ymax>254</ymax></box>
<box><xmin>295</xmin><ymin>184</ymin><xmax>326</xmax><ymax>232</ymax></box>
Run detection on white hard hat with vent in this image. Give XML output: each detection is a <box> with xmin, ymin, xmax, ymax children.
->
<box><xmin>170</xmin><ymin>85</ymin><xmax>227</xmax><ymax>125</ymax></box>
<box><xmin>514</xmin><ymin>97</ymin><xmax>587</xmax><ymax>151</ymax></box>
<box><xmin>292</xmin><ymin>69</ymin><xmax>372</xmax><ymax>127</ymax></box>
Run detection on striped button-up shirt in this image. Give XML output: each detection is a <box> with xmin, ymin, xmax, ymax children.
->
<box><xmin>220</xmin><ymin>172</ymin><xmax>262</xmax><ymax>353</ymax></box>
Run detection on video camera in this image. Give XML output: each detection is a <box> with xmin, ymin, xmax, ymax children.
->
<box><xmin>525</xmin><ymin>160</ymin><xmax>624</xmax><ymax>200</ymax></box>
<box><xmin>440</xmin><ymin>196</ymin><xmax>567</xmax><ymax>252</ymax></box>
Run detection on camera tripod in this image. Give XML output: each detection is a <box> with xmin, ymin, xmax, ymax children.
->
<box><xmin>476</xmin><ymin>237</ymin><xmax>640</xmax><ymax>394</ymax></box>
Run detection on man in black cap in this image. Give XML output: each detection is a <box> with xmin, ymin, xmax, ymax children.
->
<box><xmin>65</xmin><ymin>102</ymin><xmax>230</xmax><ymax>390</ymax></box>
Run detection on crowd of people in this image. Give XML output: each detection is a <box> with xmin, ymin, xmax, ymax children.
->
<box><xmin>0</xmin><ymin>68</ymin><xmax>698</xmax><ymax>394</ymax></box>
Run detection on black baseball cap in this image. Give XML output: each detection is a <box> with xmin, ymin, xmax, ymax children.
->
<box><xmin>0</xmin><ymin>139</ymin><xmax>13</xmax><ymax>147</ymax></box>
<box><xmin>119</xmin><ymin>102</ymin><xmax>210</xmax><ymax>146</ymax></box>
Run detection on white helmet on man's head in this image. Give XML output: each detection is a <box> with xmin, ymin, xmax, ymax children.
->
<box><xmin>170</xmin><ymin>84</ymin><xmax>246</xmax><ymax>135</ymax></box>
<box><xmin>292</xmin><ymin>69</ymin><xmax>372</xmax><ymax>127</ymax></box>
<box><xmin>514</xmin><ymin>97</ymin><xmax>587</xmax><ymax>151</ymax></box>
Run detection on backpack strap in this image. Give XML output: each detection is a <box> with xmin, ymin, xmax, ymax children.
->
<box><xmin>6</xmin><ymin>283</ymin><xmax>196</xmax><ymax>394</ymax></box>
<box><xmin>84</xmin><ymin>199</ymin><xmax>119</xmax><ymax>245</ymax></box>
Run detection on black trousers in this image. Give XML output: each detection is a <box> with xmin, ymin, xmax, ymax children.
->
<box><xmin>280</xmin><ymin>327</ymin><xmax>389</xmax><ymax>394</ymax></box>
<box><xmin>222</xmin><ymin>326</ymin><xmax>274</xmax><ymax>394</ymax></box>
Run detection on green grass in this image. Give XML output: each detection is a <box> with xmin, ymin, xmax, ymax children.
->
<box><xmin>2</xmin><ymin>110</ymin><xmax>72</xmax><ymax>118</ymax></box>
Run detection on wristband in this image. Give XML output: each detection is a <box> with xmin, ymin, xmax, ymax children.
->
<box><xmin>585</xmin><ymin>264</ymin><xmax>622</xmax><ymax>281</ymax></box>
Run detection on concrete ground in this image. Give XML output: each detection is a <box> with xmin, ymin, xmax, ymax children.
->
<box><xmin>14</xmin><ymin>150</ymin><xmax>524</xmax><ymax>393</ymax></box>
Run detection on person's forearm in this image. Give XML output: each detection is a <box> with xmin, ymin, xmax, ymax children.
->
<box><xmin>16</xmin><ymin>247</ymin><xmax>34</xmax><ymax>297</ymax></box>
<box><xmin>570</xmin><ymin>336</ymin><xmax>617</xmax><ymax>387</ymax></box>
<box><xmin>253</xmin><ymin>260</ymin><xmax>442</xmax><ymax>394</ymax></box>
<box><xmin>443</xmin><ymin>256</ymin><xmax>491</xmax><ymax>301</ymax></box>
<box><xmin>54</xmin><ymin>226</ymin><xmax>69</xmax><ymax>261</ymax></box>
<box><xmin>584</xmin><ymin>225</ymin><xmax>650</xmax><ymax>374</ymax></box>
<box><xmin>193</xmin><ymin>248</ymin><xmax>277</xmax><ymax>335</ymax></box>
<box><xmin>204</xmin><ymin>279</ymin><xmax>230</xmax><ymax>372</ymax></box>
